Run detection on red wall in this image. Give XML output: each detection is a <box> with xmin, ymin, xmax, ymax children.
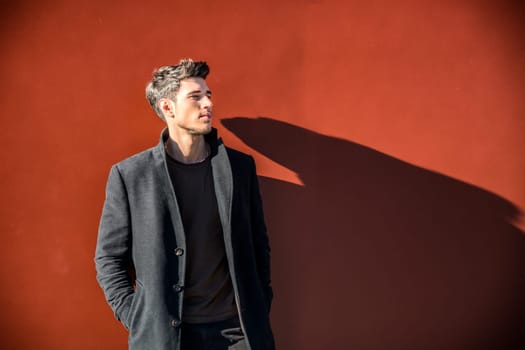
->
<box><xmin>1</xmin><ymin>0</ymin><xmax>524</xmax><ymax>349</ymax></box>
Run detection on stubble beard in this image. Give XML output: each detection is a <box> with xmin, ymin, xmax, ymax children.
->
<box><xmin>181</xmin><ymin>121</ymin><xmax>212</xmax><ymax>136</ymax></box>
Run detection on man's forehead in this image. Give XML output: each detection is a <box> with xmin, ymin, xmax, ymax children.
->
<box><xmin>179</xmin><ymin>77</ymin><xmax>209</xmax><ymax>92</ymax></box>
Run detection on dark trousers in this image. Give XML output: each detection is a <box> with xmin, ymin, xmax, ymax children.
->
<box><xmin>180</xmin><ymin>316</ymin><xmax>247</xmax><ymax>350</ymax></box>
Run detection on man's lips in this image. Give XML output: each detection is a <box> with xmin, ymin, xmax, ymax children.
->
<box><xmin>200</xmin><ymin>113</ymin><xmax>212</xmax><ymax>118</ymax></box>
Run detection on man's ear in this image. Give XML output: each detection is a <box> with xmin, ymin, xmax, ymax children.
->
<box><xmin>159</xmin><ymin>98</ymin><xmax>175</xmax><ymax>119</ymax></box>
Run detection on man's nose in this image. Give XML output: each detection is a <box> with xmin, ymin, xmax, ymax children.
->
<box><xmin>202</xmin><ymin>96</ymin><xmax>213</xmax><ymax>109</ymax></box>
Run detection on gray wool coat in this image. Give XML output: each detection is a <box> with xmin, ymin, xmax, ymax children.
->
<box><xmin>95</xmin><ymin>128</ymin><xmax>275</xmax><ymax>350</ymax></box>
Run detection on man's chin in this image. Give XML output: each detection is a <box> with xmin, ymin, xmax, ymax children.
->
<box><xmin>188</xmin><ymin>125</ymin><xmax>212</xmax><ymax>136</ymax></box>
<box><xmin>202</xmin><ymin>125</ymin><xmax>213</xmax><ymax>134</ymax></box>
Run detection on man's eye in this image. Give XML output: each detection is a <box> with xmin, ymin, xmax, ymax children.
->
<box><xmin>189</xmin><ymin>95</ymin><xmax>199</xmax><ymax>100</ymax></box>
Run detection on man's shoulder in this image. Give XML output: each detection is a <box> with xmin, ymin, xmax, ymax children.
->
<box><xmin>225</xmin><ymin>146</ymin><xmax>253</xmax><ymax>163</ymax></box>
<box><xmin>113</xmin><ymin>145</ymin><xmax>160</xmax><ymax>173</ymax></box>
<box><xmin>222</xmin><ymin>146</ymin><xmax>259</xmax><ymax>181</ymax></box>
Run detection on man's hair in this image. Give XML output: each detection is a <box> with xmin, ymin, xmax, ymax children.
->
<box><xmin>145</xmin><ymin>59</ymin><xmax>210</xmax><ymax>120</ymax></box>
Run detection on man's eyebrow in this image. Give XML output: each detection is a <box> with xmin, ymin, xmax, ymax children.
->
<box><xmin>186</xmin><ymin>89</ymin><xmax>212</xmax><ymax>96</ymax></box>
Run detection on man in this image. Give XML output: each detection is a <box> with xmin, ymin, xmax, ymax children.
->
<box><xmin>95</xmin><ymin>59</ymin><xmax>275</xmax><ymax>350</ymax></box>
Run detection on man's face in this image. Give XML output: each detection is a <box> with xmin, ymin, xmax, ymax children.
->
<box><xmin>166</xmin><ymin>77</ymin><xmax>213</xmax><ymax>135</ymax></box>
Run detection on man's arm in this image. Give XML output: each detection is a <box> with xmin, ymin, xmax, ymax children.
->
<box><xmin>94</xmin><ymin>165</ymin><xmax>135</xmax><ymax>328</ymax></box>
<box><xmin>249</xmin><ymin>157</ymin><xmax>273</xmax><ymax>313</ymax></box>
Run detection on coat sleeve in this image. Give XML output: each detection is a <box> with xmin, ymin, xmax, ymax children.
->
<box><xmin>249</xmin><ymin>156</ymin><xmax>273</xmax><ymax>313</ymax></box>
<box><xmin>94</xmin><ymin>165</ymin><xmax>135</xmax><ymax>328</ymax></box>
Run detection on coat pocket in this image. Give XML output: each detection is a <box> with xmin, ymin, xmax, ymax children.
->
<box><xmin>124</xmin><ymin>279</ymin><xmax>144</xmax><ymax>331</ymax></box>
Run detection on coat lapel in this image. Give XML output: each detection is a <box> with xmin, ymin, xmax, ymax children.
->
<box><xmin>211</xmin><ymin>137</ymin><xmax>233</xmax><ymax>247</ymax></box>
<box><xmin>153</xmin><ymin>128</ymin><xmax>187</xmax><ymax>282</ymax></box>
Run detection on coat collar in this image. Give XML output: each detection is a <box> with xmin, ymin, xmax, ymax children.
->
<box><xmin>154</xmin><ymin>127</ymin><xmax>220</xmax><ymax>157</ymax></box>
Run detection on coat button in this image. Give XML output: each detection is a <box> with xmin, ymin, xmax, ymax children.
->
<box><xmin>171</xmin><ymin>319</ymin><xmax>181</xmax><ymax>328</ymax></box>
<box><xmin>174</xmin><ymin>248</ymin><xmax>184</xmax><ymax>256</ymax></box>
<box><xmin>172</xmin><ymin>284</ymin><xmax>184</xmax><ymax>293</ymax></box>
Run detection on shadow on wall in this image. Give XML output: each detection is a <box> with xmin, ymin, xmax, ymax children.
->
<box><xmin>222</xmin><ymin>117</ymin><xmax>525</xmax><ymax>350</ymax></box>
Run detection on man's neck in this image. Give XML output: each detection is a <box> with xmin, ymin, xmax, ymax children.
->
<box><xmin>166</xmin><ymin>131</ymin><xmax>208</xmax><ymax>164</ymax></box>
